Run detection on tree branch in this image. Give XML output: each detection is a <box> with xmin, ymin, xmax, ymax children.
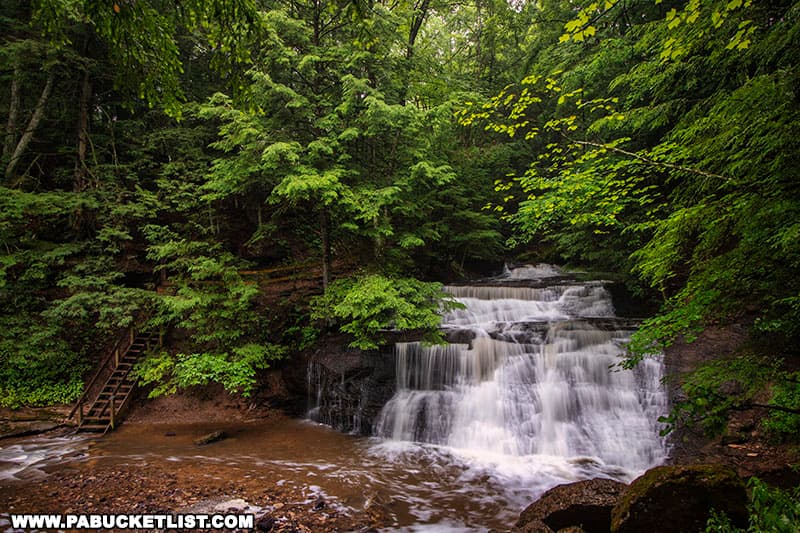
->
<box><xmin>569</xmin><ymin>137</ymin><xmax>734</xmax><ymax>183</ymax></box>
<box><xmin>734</xmin><ymin>402</ymin><xmax>800</xmax><ymax>416</ymax></box>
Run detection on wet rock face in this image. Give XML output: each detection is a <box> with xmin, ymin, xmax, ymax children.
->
<box><xmin>514</xmin><ymin>478</ymin><xmax>627</xmax><ymax>533</ymax></box>
<box><xmin>307</xmin><ymin>347</ymin><xmax>396</xmax><ymax>435</ymax></box>
<box><xmin>611</xmin><ymin>464</ymin><xmax>748</xmax><ymax>533</ymax></box>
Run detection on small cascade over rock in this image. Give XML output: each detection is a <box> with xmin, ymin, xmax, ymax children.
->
<box><xmin>374</xmin><ymin>264</ymin><xmax>668</xmax><ymax>483</ymax></box>
<box><xmin>306</xmin><ymin>346</ymin><xmax>397</xmax><ymax>435</ymax></box>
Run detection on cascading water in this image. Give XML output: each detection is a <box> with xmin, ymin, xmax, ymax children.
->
<box><xmin>374</xmin><ymin>264</ymin><xmax>667</xmax><ymax>491</ymax></box>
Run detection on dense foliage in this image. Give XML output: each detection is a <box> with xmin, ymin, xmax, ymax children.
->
<box><xmin>1</xmin><ymin>0</ymin><xmax>799</xmax><ymax>444</ymax></box>
<box><xmin>0</xmin><ymin>0</ymin><xmax>516</xmax><ymax>404</ymax></box>
<box><xmin>658</xmin><ymin>354</ymin><xmax>800</xmax><ymax>438</ymax></box>
<box><xmin>706</xmin><ymin>477</ymin><xmax>800</xmax><ymax>533</ymax></box>
<box><xmin>311</xmin><ymin>274</ymin><xmax>462</xmax><ymax>349</ymax></box>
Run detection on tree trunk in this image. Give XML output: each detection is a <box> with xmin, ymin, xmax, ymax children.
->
<box><xmin>399</xmin><ymin>0</ymin><xmax>431</xmax><ymax>105</ymax></box>
<box><xmin>73</xmin><ymin>70</ymin><xmax>92</xmax><ymax>192</ymax></box>
<box><xmin>3</xmin><ymin>67</ymin><xmax>21</xmax><ymax>163</ymax></box>
<box><xmin>320</xmin><ymin>208</ymin><xmax>331</xmax><ymax>289</ymax></box>
<box><xmin>4</xmin><ymin>73</ymin><xmax>54</xmax><ymax>183</ymax></box>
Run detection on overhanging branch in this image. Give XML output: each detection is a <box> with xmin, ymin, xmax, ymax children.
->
<box><xmin>569</xmin><ymin>137</ymin><xmax>734</xmax><ymax>183</ymax></box>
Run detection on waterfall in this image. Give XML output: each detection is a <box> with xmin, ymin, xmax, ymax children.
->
<box><xmin>374</xmin><ymin>265</ymin><xmax>667</xmax><ymax>482</ymax></box>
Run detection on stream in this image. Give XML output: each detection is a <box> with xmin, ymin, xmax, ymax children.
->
<box><xmin>0</xmin><ymin>265</ymin><xmax>668</xmax><ymax>531</ymax></box>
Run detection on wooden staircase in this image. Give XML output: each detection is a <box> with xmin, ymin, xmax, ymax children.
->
<box><xmin>68</xmin><ymin>329</ymin><xmax>160</xmax><ymax>435</ymax></box>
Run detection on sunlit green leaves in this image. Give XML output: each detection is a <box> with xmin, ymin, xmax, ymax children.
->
<box><xmin>310</xmin><ymin>274</ymin><xmax>463</xmax><ymax>349</ymax></box>
<box><xmin>560</xmin><ymin>1</ymin><xmax>615</xmax><ymax>43</ymax></box>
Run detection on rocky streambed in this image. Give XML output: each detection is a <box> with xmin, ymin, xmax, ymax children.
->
<box><xmin>0</xmin><ymin>420</ymin><xmax>385</xmax><ymax>532</ymax></box>
<box><xmin>0</xmin><ymin>425</ymin><xmax>789</xmax><ymax>533</ymax></box>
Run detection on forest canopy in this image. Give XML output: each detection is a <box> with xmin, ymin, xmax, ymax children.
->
<box><xmin>1</xmin><ymin>0</ymin><xmax>799</xmax><ymax>436</ymax></box>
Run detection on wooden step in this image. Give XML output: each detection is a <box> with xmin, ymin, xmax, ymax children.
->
<box><xmin>90</xmin><ymin>396</ymin><xmax>128</xmax><ymax>405</ymax></box>
<box><xmin>82</xmin><ymin>414</ymin><xmax>111</xmax><ymax>421</ymax></box>
<box><xmin>94</xmin><ymin>394</ymin><xmax>126</xmax><ymax>400</ymax></box>
<box><xmin>85</xmin><ymin>408</ymin><xmax>112</xmax><ymax>416</ymax></box>
<box><xmin>96</xmin><ymin>395</ymin><xmax>128</xmax><ymax>401</ymax></box>
<box><xmin>79</xmin><ymin>424</ymin><xmax>110</xmax><ymax>432</ymax></box>
<box><xmin>96</xmin><ymin>394</ymin><xmax>130</xmax><ymax>401</ymax></box>
<box><xmin>95</xmin><ymin>394</ymin><xmax>127</xmax><ymax>401</ymax></box>
<box><xmin>99</xmin><ymin>386</ymin><xmax>132</xmax><ymax>393</ymax></box>
<box><xmin>94</xmin><ymin>393</ymin><xmax>129</xmax><ymax>400</ymax></box>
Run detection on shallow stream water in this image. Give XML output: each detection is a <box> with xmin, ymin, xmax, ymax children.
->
<box><xmin>0</xmin><ymin>418</ymin><xmax>623</xmax><ymax>530</ymax></box>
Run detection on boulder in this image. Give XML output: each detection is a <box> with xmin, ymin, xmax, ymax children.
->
<box><xmin>611</xmin><ymin>464</ymin><xmax>748</xmax><ymax>532</ymax></box>
<box><xmin>514</xmin><ymin>478</ymin><xmax>627</xmax><ymax>533</ymax></box>
<box><xmin>193</xmin><ymin>430</ymin><xmax>226</xmax><ymax>446</ymax></box>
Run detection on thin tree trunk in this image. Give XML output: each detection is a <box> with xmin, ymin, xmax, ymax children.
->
<box><xmin>3</xmin><ymin>67</ymin><xmax>21</xmax><ymax>162</ymax></box>
<box><xmin>399</xmin><ymin>0</ymin><xmax>431</xmax><ymax>105</ymax></box>
<box><xmin>475</xmin><ymin>0</ymin><xmax>482</xmax><ymax>76</ymax></box>
<box><xmin>73</xmin><ymin>70</ymin><xmax>92</xmax><ymax>192</ymax></box>
<box><xmin>320</xmin><ymin>208</ymin><xmax>331</xmax><ymax>289</ymax></box>
<box><xmin>5</xmin><ymin>73</ymin><xmax>54</xmax><ymax>182</ymax></box>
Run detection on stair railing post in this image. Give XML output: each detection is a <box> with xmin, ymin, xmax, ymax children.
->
<box><xmin>129</xmin><ymin>327</ymin><xmax>134</xmax><ymax>346</ymax></box>
<box><xmin>110</xmin><ymin>394</ymin><xmax>116</xmax><ymax>429</ymax></box>
<box><xmin>77</xmin><ymin>400</ymin><xmax>83</xmax><ymax>425</ymax></box>
<box><xmin>115</xmin><ymin>347</ymin><xmax>119</xmax><ymax>367</ymax></box>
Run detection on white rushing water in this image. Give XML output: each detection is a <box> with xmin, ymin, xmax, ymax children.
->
<box><xmin>0</xmin><ymin>435</ymin><xmax>89</xmax><ymax>482</ymax></box>
<box><xmin>373</xmin><ymin>266</ymin><xmax>668</xmax><ymax>511</ymax></box>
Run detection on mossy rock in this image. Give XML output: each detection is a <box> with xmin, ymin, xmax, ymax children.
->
<box><xmin>611</xmin><ymin>464</ymin><xmax>748</xmax><ymax>532</ymax></box>
<box><xmin>515</xmin><ymin>478</ymin><xmax>627</xmax><ymax>533</ymax></box>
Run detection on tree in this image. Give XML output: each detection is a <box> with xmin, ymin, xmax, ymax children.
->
<box><xmin>137</xmin><ymin>227</ymin><xmax>286</xmax><ymax>397</ymax></box>
<box><xmin>463</xmin><ymin>0</ymin><xmax>800</xmax><ymax>435</ymax></box>
<box><xmin>0</xmin><ymin>0</ymin><xmax>265</xmax><ymax>405</ymax></box>
<box><xmin>310</xmin><ymin>273</ymin><xmax>462</xmax><ymax>349</ymax></box>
